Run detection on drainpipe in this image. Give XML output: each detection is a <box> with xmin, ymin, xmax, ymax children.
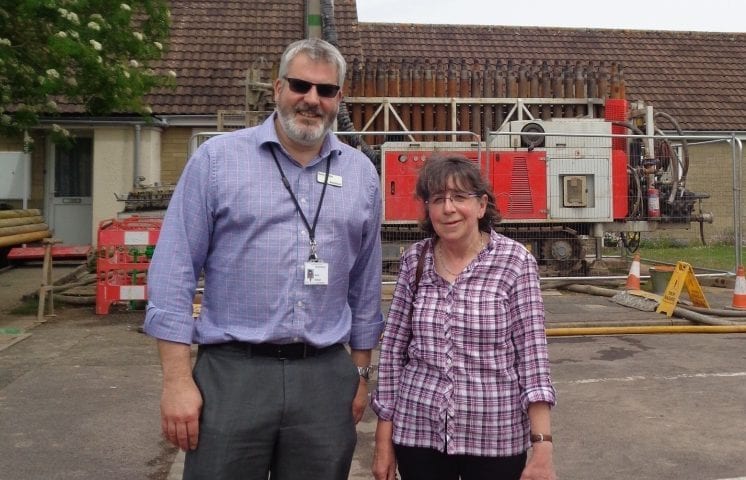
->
<box><xmin>133</xmin><ymin>124</ymin><xmax>142</xmax><ymax>188</ymax></box>
<box><xmin>23</xmin><ymin>130</ymin><xmax>32</xmax><ymax>210</ymax></box>
<box><xmin>306</xmin><ymin>0</ymin><xmax>321</xmax><ymax>39</ymax></box>
<box><xmin>38</xmin><ymin>115</ymin><xmax>166</xmax><ymax>189</ymax></box>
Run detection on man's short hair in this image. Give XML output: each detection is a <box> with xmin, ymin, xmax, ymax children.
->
<box><xmin>279</xmin><ymin>38</ymin><xmax>347</xmax><ymax>86</ymax></box>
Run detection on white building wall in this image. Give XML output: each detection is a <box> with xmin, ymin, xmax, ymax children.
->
<box><xmin>138</xmin><ymin>127</ymin><xmax>163</xmax><ymax>186</ymax></box>
<box><xmin>90</xmin><ymin>126</ymin><xmax>162</xmax><ymax>244</ymax></box>
<box><xmin>92</xmin><ymin>127</ymin><xmax>133</xmax><ymax>242</ymax></box>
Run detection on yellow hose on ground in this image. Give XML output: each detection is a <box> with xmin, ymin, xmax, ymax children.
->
<box><xmin>547</xmin><ymin>325</ymin><xmax>746</xmax><ymax>336</ymax></box>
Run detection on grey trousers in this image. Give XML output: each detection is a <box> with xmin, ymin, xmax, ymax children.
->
<box><xmin>183</xmin><ymin>343</ymin><xmax>360</xmax><ymax>480</ymax></box>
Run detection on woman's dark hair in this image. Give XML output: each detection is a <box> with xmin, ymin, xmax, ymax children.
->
<box><xmin>415</xmin><ymin>155</ymin><xmax>501</xmax><ymax>236</ymax></box>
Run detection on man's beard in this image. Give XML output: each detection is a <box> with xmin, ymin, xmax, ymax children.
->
<box><xmin>277</xmin><ymin>102</ymin><xmax>337</xmax><ymax>146</ymax></box>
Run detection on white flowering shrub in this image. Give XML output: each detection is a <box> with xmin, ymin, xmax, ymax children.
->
<box><xmin>0</xmin><ymin>0</ymin><xmax>173</xmax><ymax>137</ymax></box>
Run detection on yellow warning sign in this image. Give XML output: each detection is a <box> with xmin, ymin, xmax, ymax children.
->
<box><xmin>655</xmin><ymin>261</ymin><xmax>709</xmax><ymax>317</ymax></box>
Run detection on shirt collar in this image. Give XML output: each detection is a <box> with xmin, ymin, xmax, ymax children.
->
<box><xmin>258</xmin><ymin>111</ymin><xmax>343</xmax><ymax>162</ymax></box>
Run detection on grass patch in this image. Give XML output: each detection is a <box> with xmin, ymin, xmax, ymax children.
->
<box><xmin>8</xmin><ymin>298</ymin><xmax>38</xmax><ymax>316</ymax></box>
<box><xmin>604</xmin><ymin>243</ymin><xmax>745</xmax><ymax>272</ymax></box>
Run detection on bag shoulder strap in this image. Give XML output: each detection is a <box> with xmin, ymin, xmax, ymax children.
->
<box><xmin>413</xmin><ymin>241</ymin><xmax>429</xmax><ymax>293</ymax></box>
<box><xmin>410</xmin><ymin>241</ymin><xmax>430</xmax><ymax>308</ymax></box>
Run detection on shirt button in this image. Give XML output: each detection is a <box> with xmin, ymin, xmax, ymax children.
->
<box><xmin>297</xmin><ymin>301</ymin><xmax>304</xmax><ymax>307</ymax></box>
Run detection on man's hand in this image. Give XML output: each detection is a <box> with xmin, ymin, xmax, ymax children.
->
<box><xmin>350</xmin><ymin>348</ymin><xmax>373</xmax><ymax>424</ymax></box>
<box><xmin>157</xmin><ymin>340</ymin><xmax>202</xmax><ymax>451</ymax></box>
<box><xmin>161</xmin><ymin>375</ymin><xmax>203</xmax><ymax>451</ymax></box>
<box><xmin>352</xmin><ymin>378</ymin><xmax>368</xmax><ymax>424</ymax></box>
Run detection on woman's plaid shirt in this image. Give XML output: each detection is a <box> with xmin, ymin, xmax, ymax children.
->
<box><xmin>371</xmin><ymin>231</ymin><xmax>556</xmax><ymax>456</ymax></box>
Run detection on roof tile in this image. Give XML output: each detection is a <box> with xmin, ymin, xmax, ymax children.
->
<box><xmin>58</xmin><ymin>0</ymin><xmax>746</xmax><ymax>131</ymax></box>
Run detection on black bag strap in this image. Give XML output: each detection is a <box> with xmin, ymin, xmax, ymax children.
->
<box><xmin>409</xmin><ymin>241</ymin><xmax>430</xmax><ymax>321</ymax></box>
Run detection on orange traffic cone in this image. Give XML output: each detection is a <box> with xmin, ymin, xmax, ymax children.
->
<box><xmin>625</xmin><ymin>253</ymin><xmax>641</xmax><ymax>290</ymax></box>
<box><xmin>731</xmin><ymin>265</ymin><xmax>746</xmax><ymax>310</ymax></box>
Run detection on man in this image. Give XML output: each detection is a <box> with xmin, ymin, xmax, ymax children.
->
<box><xmin>143</xmin><ymin>38</ymin><xmax>383</xmax><ymax>480</ymax></box>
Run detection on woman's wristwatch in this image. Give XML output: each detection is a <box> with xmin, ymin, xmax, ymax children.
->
<box><xmin>530</xmin><ymin>433</ymin><xmax>553</xmax><ymax>443</ymax></box>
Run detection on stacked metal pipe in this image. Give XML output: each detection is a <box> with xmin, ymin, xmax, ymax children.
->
<box><xmin>347</xmin><ymin>58</ymin><xmax>626</xmax><ymax>140</ymax></box>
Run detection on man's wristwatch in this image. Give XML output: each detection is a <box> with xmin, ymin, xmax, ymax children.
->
<box><xmin>357</xmin><ymin>366</ymin><xmax>373</xmax><ymax>380</ymax></box>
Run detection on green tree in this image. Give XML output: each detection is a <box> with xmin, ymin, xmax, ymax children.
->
<box><xmin>0</xmin><ymin>0</ymin><xmax>172</xmax><ymax>139</ymax></box>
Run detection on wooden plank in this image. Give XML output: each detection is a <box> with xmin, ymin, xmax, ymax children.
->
<box><xmin>7</xmin><ymin>245</ymin><xmax>92</xmax><ymax>261</ymax></box>
<box><xmin>0</xmin><ymin>230</ymin><xmax>51</xmax><ymax>248</ymax></box>
<box><xmin>0</xmin><ymin>209</ymin><xmax>41</xmax><ymax>219</ymax></box>
<box><xmin>0</xmin><ymin>333</ymin><xmax>32</xmax><ymax>353</ymax></box>
<box><xmin>0</xmin><ymin>215</ymin><xmax>45</xmax><ymax>228</ymax></box>
<box><xmin>0</xmin><ymin>223</ymin><xmax>48</xmax><ymax>237</ymax></box>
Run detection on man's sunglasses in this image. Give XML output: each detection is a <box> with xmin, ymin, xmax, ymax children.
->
<box><xmin>284</xmin><ymin>76</ymin><xmax>341</xmax><ymax>98</ymax></box>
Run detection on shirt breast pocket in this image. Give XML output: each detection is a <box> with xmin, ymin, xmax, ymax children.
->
<box><xmin>316</xmin><ymin>188</ymin><xmax>365</xmax><ymax>257</ymax></box>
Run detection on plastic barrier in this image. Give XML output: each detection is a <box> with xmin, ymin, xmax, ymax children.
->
<box><xmin>96</xmin><ymin>216</ymin><xmax>161</xmax><ymax>314</ymax></box>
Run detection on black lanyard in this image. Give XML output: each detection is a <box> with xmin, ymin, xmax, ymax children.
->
<box><xmin>269</xmin><ymin>145</ymin><xmax>332</xmax><ymax>261</ymax></box>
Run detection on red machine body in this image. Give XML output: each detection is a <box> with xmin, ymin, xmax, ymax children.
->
<box><xmin>379</xmin><ymin>99</ymin><xmax>708</xmax><ymax>275</ymax></box>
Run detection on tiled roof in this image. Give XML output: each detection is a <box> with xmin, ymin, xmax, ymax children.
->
<box><xmin>56</xmin><ymin>0</ymin><xmax>746</xmax><ymax>132</ymax></box>
<box><xmin>356</xmin><ymin>23</ymin><xmax>746</xmax><ymax>131</ymax></box>
<box><xmin>146</xmin><ymin>0</ymin><xmax>363</xmax><ymax>116</ymax></box>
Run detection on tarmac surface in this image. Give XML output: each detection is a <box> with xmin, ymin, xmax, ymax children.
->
<box><xmin>1</xmin><ymin>261</ymin><xmax>745</xmax><ymax>479</ymax></box>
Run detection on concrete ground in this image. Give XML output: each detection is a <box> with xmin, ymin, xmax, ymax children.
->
<box><xmin>1</xmin><ymin>262</ymin><xmax>745</xmax><ymax>480</ymax></box>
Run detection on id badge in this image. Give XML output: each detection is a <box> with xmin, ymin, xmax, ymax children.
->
<box><xmin>304</xmin><ymin>260</ymin><xmax>329</xmax><ymax>285</ymax></box>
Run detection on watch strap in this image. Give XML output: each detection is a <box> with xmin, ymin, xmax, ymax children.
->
<box><xmin>530</xmin><ymin>433</ymin><xmax>553</xmax><ymax>443</ymax></box>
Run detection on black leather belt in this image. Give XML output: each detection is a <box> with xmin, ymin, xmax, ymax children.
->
<box><xmin>208</xmin><ymin>341</ymin><xmax>340</xmax><ymax>359</ymax></box>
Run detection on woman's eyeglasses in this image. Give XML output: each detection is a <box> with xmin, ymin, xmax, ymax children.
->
<box><xmin>425</xmin><ymin>192</ymin><xmax>480</xmax><ymax>207</ymax></box>
<box><xmin>284</xmin><ymin>76</ymin><xmax>341</xmax><ymax>98</ymax></box>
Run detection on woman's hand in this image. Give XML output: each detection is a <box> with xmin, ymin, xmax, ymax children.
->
<box><xmin>372</xmin><ymin>420</ymin><xmax>398</xmax><ymax>480</ymax></box>
<box><xmin>520</xmin><ymin>442</ymin><xmax>556</xmax><ymax>480</ymax></box>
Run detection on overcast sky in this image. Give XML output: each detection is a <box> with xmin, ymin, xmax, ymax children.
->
<box><xmin>356</xmin><ymin>0</ymin><xmax>746</xmax><ymax>33</ymax></box>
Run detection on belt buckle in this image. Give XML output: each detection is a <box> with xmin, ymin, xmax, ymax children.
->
<box><xmin>275</xmin><ymin>344</ymin><xmax>307</xmax><ymax>360</ymax></box>
<box><xmin>289</xmin><ymin>344</ymin><xmax>308</xmax><ymax>359</ymax></box>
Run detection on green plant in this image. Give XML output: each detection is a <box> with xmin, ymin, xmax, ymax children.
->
<box><xmin>8</xmin><ymin>298</ymin><xmax>37</xmax><ymax>315</ymax></box>
<box><xmin>638</xmin><ymin>237</ymin><xmax>689</xmax><ymax>249</ymax></box>
<box><xmin>0</xmin><ymin>0</ymin><xmax>173</xmax><ymax>138</ymax></box>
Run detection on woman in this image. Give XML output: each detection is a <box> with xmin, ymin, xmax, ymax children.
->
<box><xmin>371</xmin><ymin>156</ymin><xmax>557</xmax><ymax>480</ymax></box>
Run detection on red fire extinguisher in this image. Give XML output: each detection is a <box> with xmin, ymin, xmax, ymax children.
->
<box><xmin>647</xmin><ymin>186</ymin><xmax>660</xmax><ymax>218</ymax></box>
